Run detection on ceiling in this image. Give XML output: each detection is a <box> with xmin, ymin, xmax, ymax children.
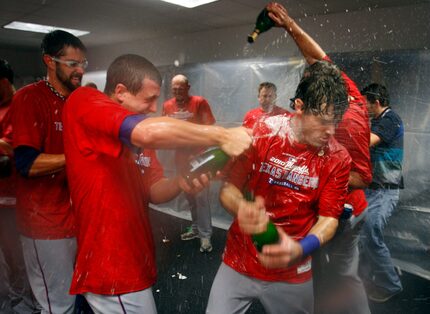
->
<box><xmin>1</xmin><ymin>0</ymin><xmax>429</xmax><ymax>49</ymax></box>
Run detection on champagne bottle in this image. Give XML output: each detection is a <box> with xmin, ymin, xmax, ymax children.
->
<box><xmin>244</xmin><ymin>190</ymin><xmax>279</xmax><ymax>252</ymax></box>
<box><xmin>247</xmin><ymin>8</ymin><xmax>276</xmax><ymax>43</ymax></box>
<box><xmin>183</xmin><ymin>147</ymin><xmax>230</xmax><ymax>183</ymax></box>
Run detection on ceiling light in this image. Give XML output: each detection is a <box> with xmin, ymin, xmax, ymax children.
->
<box><xmin>3</xmin><ymin>21</ymin><xmax>89</xmax><ymax>37</ymax></box>
<box><xmin>160</xmin><ymin>0</ymin><xmax>218</xmax><ymax>8</ymax></box>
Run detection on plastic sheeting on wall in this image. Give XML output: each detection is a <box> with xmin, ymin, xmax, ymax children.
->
<box><xmin>152</xmin><ymin>50</ymin><xmax>430</xmax><ymax>280</ymax></box>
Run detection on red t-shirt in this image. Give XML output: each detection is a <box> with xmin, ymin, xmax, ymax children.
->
<box><xmin>224</xmin><ymin>114</ymin><xmax>351</xmax><ymax>283</ymax></box>
<box><xmin>0</xmin><ymin>101</ymin><xmax>15</xmax><ymax>209</ymax></box>
<box><xmin>242</xmin><ymin>105</ymin><xmax>289</xmax><ymax>129</ymax></box>
<box><xmin>63</xmin><ymin>87</ymin><xmax>164</xmax><ymax>295</ymax></box>
<box><xmin>162</xmin><ymin>95</ymin><xmax>216</xmax><ymax>170</ymax></box>
<box><xmin>324</xmin><ymin>56</ymin><xmax>372</xmax><ymax>216</ymax></box>
<box><xmin>10</xmin><ymin>81</ymin><xmax>74</xmax><ymax>238</ymax></box>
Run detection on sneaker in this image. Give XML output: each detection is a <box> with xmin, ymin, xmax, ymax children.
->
<box><xmin>367</xmin><ymin>287</ymin><xmax>402</xmax><ymax>303</ymax></box>
<box><xmin>200</xmin><ymin>238</ymin><xmax>213</xmax><ymax>253</ymax></box>
<box><xmin>180</xmin><ymin>227</ymin><xmax>199</xmax><ymax>241</ymax></box>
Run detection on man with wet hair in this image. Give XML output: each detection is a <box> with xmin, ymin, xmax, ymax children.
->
<box><xmin>63</xmin><ymin>54</ymin><xmax>251</xmax><ymax>313</ymax></box>
<box><xmin>359</xmin><ymin>83</ymin><xmax>404</xmax><ymax>302</ymax></box>
<box><xmin>206</xmin><ymin>39</ymin><xmax>351</xmax><ymax>314</ymax></box>
<box><xmin>10</xmin><ymin>30</ymin><xmax>87</xmax><ymax>313</ymax></box>
<box><xmin>267</xmin><ymin>3</ymin><xmax>373</xmax><ymax>313</ymax></box>
<box><xmin>242</xmin><ymin>81</ymin><xmax>288</xmax><ymax>128</ymax></box>
<box><xmin>163</xmin><ymin>74</ymin><xmax>216</xmax><ymax>253</ymax></box>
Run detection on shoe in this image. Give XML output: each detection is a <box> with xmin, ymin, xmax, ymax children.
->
<box><xmin>200</xmin><ymin>238</ymin><xmax>213</xmax><ymax>253</ymax></box>
<box><xmin>367</xmin><ymin>287</ymin><xmax>402</xmax><ymax>303</ymax></box>
<box><xmin>180</xmin><ymin>227</ymin><xmax>199</xmax><ymax>241</ymax></box>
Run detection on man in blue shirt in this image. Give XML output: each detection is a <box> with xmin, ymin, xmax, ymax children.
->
<box><xmin>359</xmin><ymin>83</ymin><xmax>404</xmax><ymax>303</ymax></box>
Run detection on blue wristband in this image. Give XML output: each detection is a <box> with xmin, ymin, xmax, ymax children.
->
<box><xmin>299</xmin><ymin>234</ymin><xmax>320</xmax><ymax>257</ymax></box>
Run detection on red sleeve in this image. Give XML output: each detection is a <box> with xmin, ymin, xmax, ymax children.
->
<box><xmin>242</xmin><ymin>110</ymin><xmax>255</xmax><ymax>128</ymax></box>
<box><xmin>64</xmin><ymin>87</ymin><xmax>132</xmax><ymax>158</ymax></box>
<box><xmin>336</xmin><ymin>107</ymin><xmax>372</xmax><ymax>184</ymax></box>
<box><xmin>11</xmin><ymin>86</ymin><xmax>44</xmax><ymax>150</ymax></box>
<box><xmin>197</xmin><ymin>98</ymin><xmax>216</xmax><ymax>125</ymax></box>
<box><xmin>323</xmin><ymin>55</ymin><xmax>372</xmax><ymax>185</ymax></box>
<box><xmin>318</xmin><ymin>149</ymin><xmax>351</xmax><ymax>218</ymax></box>
<box><xmin>0</xmin><ymin>108</ymin><xmax>12</xmax><ymax>145</ymax></box>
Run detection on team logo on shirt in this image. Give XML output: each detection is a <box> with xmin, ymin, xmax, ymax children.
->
<box><xmin>168</xmin><ymin>111</ymin><xmax>194</xmax><ymax>120</ymax></box>
<box><xmin>135</xmin><ymin>154</ymin><xmax>151</xmax><ymax>173</ymax></box>
<box><xmin>259</xmin><ymin>156</ymin><xmax>319</xmax><ymax>190</ymax></box>
<box><xmin>54</xmin><ymin>121</ymin><xmax>63</xmax><ymax>131</ymax></box>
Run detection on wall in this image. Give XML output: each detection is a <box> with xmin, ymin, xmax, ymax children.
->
<box><xmin>85</xmin><ymin>3</ymin><xmax>430</xmax><ymax>70</ymax></box>
<box><xmin>0</xmin><ymin>45</ymin><xmax>45</xmax><ymax>88</ymax></box>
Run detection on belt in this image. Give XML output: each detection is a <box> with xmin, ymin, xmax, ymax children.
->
<box><xmin>368</xmin><ymin>182</ymin><xmax>400</xmax><ymax>190</ymax></box>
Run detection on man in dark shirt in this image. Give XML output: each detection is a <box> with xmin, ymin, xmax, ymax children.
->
<box><xmin>359</xmin><ymin>83</ymin><xmax>404</xmax><ymax>303</ymax></box>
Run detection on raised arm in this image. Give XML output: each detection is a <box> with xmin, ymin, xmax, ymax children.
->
<box><xmin>267</xmin><ymin>2</ymin><xmax>326</xmax><ymax>64</ymax></box>
<box><xmin>130</xmin><ymin>116</ymin><xmax>252</xmax><ymax>157</ymax></box>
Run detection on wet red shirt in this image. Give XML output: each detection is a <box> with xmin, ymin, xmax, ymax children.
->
<box><xmin>324</xmin><ymin>56</ymin><xmax>372</xmax><ymax>216</ymax></box>
<box><xmin>224</xmin><ymin>114</ymin><xmax>351</xmax><ymax>283</ymax></box>
<box><xmin>11</xmin><ymin>81</ymin><xmax>74</xmax><ymax>238</ymax></box>
<box><xmin>242</xmin><ymin>105</ymin><xmax>289</xmax><ymax>129</ymax></box>
<box><xmin>163</xmin><ymin>95</ymin><xmax>216</xmax><ymax>170</ymax></box>
<box><xmin>63</xmin><ymin>87</ymin><xmax>164</xmax><ymax>295</ymax></box>
<box><xmin>0</xmin><ymin>101</ymin><xmax>15</xmax><ymax>209</ymax></box>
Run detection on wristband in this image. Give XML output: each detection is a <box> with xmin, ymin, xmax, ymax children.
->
<box><xmin>119</xmin><ymin>114</ymin><xmax>147</xmax><ymax>148</ymax></box>
<box><xmin>299</xmin><ymin>234</ymin><xmax>320</xmax><ymax>257</ymax></box>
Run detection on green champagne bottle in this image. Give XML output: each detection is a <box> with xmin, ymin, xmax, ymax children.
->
<box><xmin>247</xmin><ymin>8</ymin><xmax>276</xmax><ymax>43</ymax></box>
<box><xmin>183</xmin><ymin>147</ymin><xmax>230</xmax><ymax>183</ymax></box>
<box><xmin>244</xmin><ymin>190</ymin><xmax>279</xmax><ymax>252</ymax></box>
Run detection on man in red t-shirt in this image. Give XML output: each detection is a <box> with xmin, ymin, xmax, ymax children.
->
<box><xmin>63</xmin><ymin>54</ymin><xmax>251</xmax><ymax>313</ymax></box>
<box><xmin>162</xmin><ymin>74</ymin><xmax>216</xmax><ymax>252</ymax></box>
<box><xmin>268</xmin><ymin>3</ymin><xmax>372</xmax><ymax>313</ymax></box>
<box><xmin>242</xmin><ymin>82</ymin><xmax>288</xmax><ymax>129</ymax></box>
<box><xmin>206</xmin><ymin>56</ymin><xmax>351</xmax><ymax>313</ymax></box>
<box><xmin>0</xmin><ymin>59</ymin><xmax>38</xmax><ymax>313</ymax></box>
<box><xmin>10</xmin><ymin>30</ymin><xmax>87</xmax><ymax>313</ymax></box>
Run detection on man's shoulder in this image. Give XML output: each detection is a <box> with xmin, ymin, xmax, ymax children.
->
<box><xmin>190</xmin><ymin>95</ymin><xmax>209</xmax><ymax>104</ymax></box>
<box><xmin>14</xmin><ymin>81</ymin><xmax>44</xmax><ymax>97</ymax></box>
<box><xmin>384</xmin><ymin>108</ymin><xmax>403</xmax><ymax>123</ymax></box>
<box><xmin>328</xmin><ymin>137</ymin><xmax>351</xmax><ymax>160</ymax></box>
<box><xmin>162</xmin><ymin>97</ymin><xmax>176</xmax><ymax>109</ymax></box>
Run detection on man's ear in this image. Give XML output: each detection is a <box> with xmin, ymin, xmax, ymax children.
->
<box><xmin>114</xmin><ymin>84</ymin><xmax>128</xmax><ymax>103</ymax></box>
<box><xmin>294</xmin><ymin>98</ymin><xmax>304</xmax><ymax>113</ymax></box>
<box><xmin>43</xmin><ymin>54</ymin><xmax>55</xmax><ymax>70</ymax></box>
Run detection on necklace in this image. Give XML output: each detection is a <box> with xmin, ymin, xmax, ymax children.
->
<box><xmin>45</xmin><ymin>80</ymin><xmax>66</xmax><ymax>101</ymax></box>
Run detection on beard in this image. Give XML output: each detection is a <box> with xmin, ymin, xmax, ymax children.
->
<box><xmin>56</xmin><ymin>67</ymin><xmax>82</xmax><ymax>92</ymax></box>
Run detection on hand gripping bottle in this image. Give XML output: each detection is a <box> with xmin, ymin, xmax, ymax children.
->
<box><xmin>244</xmin><ymin>190</ymin><xmax>279</xmax><ymax>251</ymax></box>
<box><xmin>247</xmin><ymin>8</ymin><xmax>276</xmax><ymax>43</ymax></box>
<box><xmin>183</xmin><ymin>147</ymin><xmax>230</xmax><ymax>183</ymax></box>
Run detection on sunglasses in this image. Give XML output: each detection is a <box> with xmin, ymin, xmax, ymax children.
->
<box><xmin>51</xmin><ymin>56</ymin><xmax>88</xmax><ymax>69</ymax></box>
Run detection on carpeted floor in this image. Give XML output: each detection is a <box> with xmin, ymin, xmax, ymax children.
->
<box><xmin>149</xmin><ymin>208</ymin><xmax>430</xmax><ymax>314</ymax></box>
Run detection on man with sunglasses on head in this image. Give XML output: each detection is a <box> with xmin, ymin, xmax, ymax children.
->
<box><xmin>10</xmin><ymin>30</ymin><xmax>87</xmax><ymax>314</ymax></box>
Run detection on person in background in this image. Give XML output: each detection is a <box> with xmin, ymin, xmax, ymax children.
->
<box><xmin>63</xmin><ymin>54</ymin><xmax>251</xmax><ymax>313</ymax></box>
<box><xmin>10</xmin><ymin>30</ymin><xmax>87</xmax><ymax>313</ymax></box>
<box><xmin>206</xmin><ymin>55</ymin><xmax>351</xmax><ymax>313</ymax></box>
<box><xmin>359</xmin><ymin>83</ymin><xmax>404</xmax><ymax>303</ymax></box>
<box><xmin>267</xmin><ymin>3</ymin><xmax>373</xmax><ymax>313</ymax></box>
<box><xmin>162</xmin><ymin>74</ymin><xmax>216</xmax><ymax>252</ymax></box>
<box><xmin>242</xmin><ymin>82</ymin><xmax>288</xmax><ymax>128</ymax></box>
<box><xmin>0</xmin><ymin>59</ymin><xmax>40</xmax><ymax>314</ymax></box>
